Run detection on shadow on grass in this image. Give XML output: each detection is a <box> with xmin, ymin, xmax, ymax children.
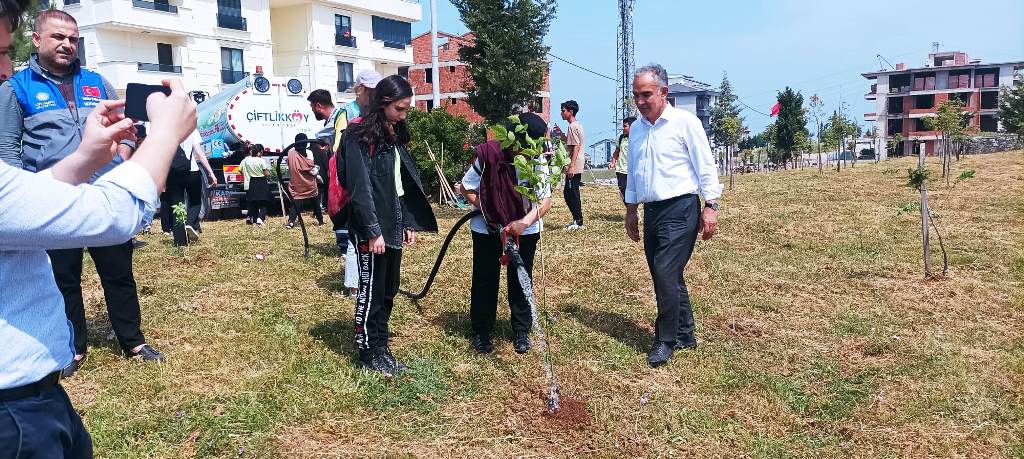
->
<box><xmin>309</xmin><ymin>242</ymin><xmax>341</xmax><ymax>258</ymax></box>
<box><xmin>591</xmin><ymin>212</ymin><xmax>625</xmax><ymax>223</ymax></box>
<box><xmin>83</xmin><ymin>314</ymin><xmax>127</xmax><ymax>355</ymax></box>
<box><xmin>316</xmin><ymin>271</ymin><xmax>351</xmax><ymax>294</ymax></box>
<box><xmin>564</xmin><ymin>304</ymin><xmax>653</xmax><ymax>352</ymax></box>
<box><xmin>309</xmin><ymin>319</ymin><xmax>356</xmax><ymax>358</ymax></box>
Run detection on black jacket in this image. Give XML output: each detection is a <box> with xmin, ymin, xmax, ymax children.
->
<box><xmin>343</xmin><ymin>129</ymin><xmax>437</xmax><ymax>248</ymax></box>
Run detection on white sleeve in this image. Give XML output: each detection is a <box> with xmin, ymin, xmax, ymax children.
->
<box><xmin>686</xmin><ymin>117</ymin><xmax>723</xmax><ymax>201</ymax></box>
<box><xmin>0</xmin><ymin>162</ymin><xmax>158</xmax><ymax>250</ymax></box>
<box><xmin>461</xmin><ymin>159</ymin><xmax>482</xmax><ymax>191</ymax></box>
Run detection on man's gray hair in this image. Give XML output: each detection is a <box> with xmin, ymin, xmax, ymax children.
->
<box><xmin>635</xmin><ymin>63</ymin><xmax>668</xmax><ymax>88</ymax></box>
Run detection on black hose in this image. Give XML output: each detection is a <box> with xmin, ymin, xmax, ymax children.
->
<box><xmin>275</xmin><ymin>139</ymin><xmax>327</xmax><ymax>258</ymax></box>
<box><xmin>398</xmin><ymin>210</ymin><xmax>480</xmax><ymax>300</ymax></box>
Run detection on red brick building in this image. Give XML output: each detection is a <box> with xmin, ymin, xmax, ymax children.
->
<box><xmin>405</xmin><ymin>31</ymin><xmax>550</xmax><ymax>124</ymax></box>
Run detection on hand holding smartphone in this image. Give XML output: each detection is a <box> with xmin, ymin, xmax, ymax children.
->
<box><xmin>124</xmin><ymin>83</ymin><xmax>172</xmax><ymax>122</ymax></box>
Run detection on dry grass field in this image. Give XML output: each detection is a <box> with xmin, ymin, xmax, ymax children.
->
<box><xmin>66</xmin><ymin>151</ymin><xmax>1023</xmax><ymax>458</ymax></box>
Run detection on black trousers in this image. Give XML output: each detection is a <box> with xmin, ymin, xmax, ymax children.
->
<box><xmin>164</xmin><ymin>170</ymin><xmax>203</xmax><ymax>245</ymax></box>
<box><xmin>47</xmin><ymin>241</ymin><xmax>145</xmax><ymax>354</ymax></box>
<box><xmin>563</xmin><ymin>173</ymin><xmax>584</xmax><ymax>224</ymax></box>
<box><xmin>470</xmin><ymin>231</ymin><xmax>538</xmax><ymax>336</ymax></box>
<box><xmin>247</xmin><ymin>200</ymin><xmax>268</xmax><ymax>222</ymax></box>
<box><xmin>0</xmin><ymin>384</ymin><xmax>91</xmax><ymax>458</ymax></box>
<box><xmin>353</xmin><ymin>245</ymin><xmax>402</xmax><ymax>350</ymax></box>
<box><xmin>643</xmin><ymin>194</ymin><xmax>701</xmax><ymax>343</ymax></box>
<box><xmin>288</xmin><ymin>197</ymin><xmax>324</xmax><ymax>224</ymax></box>
<box><xmin>616</xmin><ymin>172</ymin><xmax>628</xmax><ymax>202</ymax></box>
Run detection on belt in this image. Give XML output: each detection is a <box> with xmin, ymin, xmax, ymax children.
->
<box><xmin>644</xmin><ymin>193</ymin><xmax>696</xmax><ymax>208</ymax></box>
<box><xmin>0</xmin><ymin>371</ymin><xmax>61</xmax><ymax>402</ymax></box>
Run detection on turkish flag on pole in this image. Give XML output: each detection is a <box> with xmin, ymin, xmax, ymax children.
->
<box><xmin>770</xmin><ymin>102</ymin><xmax>781</xmax><ymax>117</ymax></box>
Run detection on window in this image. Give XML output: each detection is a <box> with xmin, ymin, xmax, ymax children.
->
<box><xmin>335</xmin><ymin>15</ymin><xmax>355</xmax><ymax>47</ymax></box>
<box><xmin>914</xmin><ymin>94</ymin><xmax>934</xmax><ymax>110</ymax></box>
<box><xmin>217</xmin><ymin>0</ymin><xmax>246</xmax><ymax>30</ymax></box>
<box><xmin>337</xmin><ymin>62</ymin><xmax>354</xmax><ymax>92</ymax></box>
<box><xmin>975</xmin><ymin>70</ymin><xmax>999</xmax><ymax>88</ymax></box>
<box><xmin>372</xmin><ymin>16</ymin><xmax>411</xmax><ymax>49</ymax></box>
<box><xmin>425</xmin><ymin>68</ymin><xmax>432</xmax><ymax>84</ymax></box>
<box><xmin>980</xmin><ymin>115</ymin><xmax>998</xmax><ymax>132</ymax></box>
<box><xmin>887</xmin><ymin>118</ymin><xmax>902</xmax><ymax>136</ymax></box>
<box><xmin>913</xmin><ymin>75</ymin><xmax>935</xmax><ymax>91</ymax></box>
<box><xmin>980</xmin><ymin>91</ymin><xmax>998</xmax><ymax>109</ymax></box>
<box><xmin>449</xmin><ymin>97</ymin><xmax>457</xmax><ymax>106</ymax></box>
<box><xmin>64</xmin><ymin>0</ymin><xmax>80</xmax><ymax>5</ymax></box>
<box><xmin>449</xmin><ymin>65</ymin><xmax>456</xmax><ymax>73</ymax></box>
<box><xmin>220</xmin><ymin>47</ymin><xmax>246</xmax><ymax>84</ymax></box>
<box><xmin>425</xmin><ymin>99</ymin><xmax>434</xmax><ymax>111</ymax></box>
<box><xmin>398</xmin><ymin>66</ymin><xmax>409</xmax><ymax>79</ymax></box>
<box><xmin>949</xmin><ymin>92</ymin><xmax>970</xmax><ymax>106</ymax></box>
<box><xmin>914</xmin><ymin>118</ymin><xmax>930</xmax><ymax>132</ymax></box>
<box><xmin>948</xmin><ymin>71</ymin><xmax>970</xmax><ymax>89</ymax></box>
<box><xmin>76</xmin><ymin>36</ymin><xmax>85</xmax><ymax>66</ymax></box>
<box><xmin>139</xmin><ymin>43</ymin><xmax>181</xmax><ymax>73</ymax></box>
<box><xmin>888</xmin><ymin>96</ymin><xmax>904</xmax><ymax>114</ymax></box>
<box><xmin>157</xmin><ymin>43</ymin><xmax>172</xmax><ymax>66</ymax></box>
<box><xmin>132</xmin><ymin>0</ymin><xmax>178</xmax><ymax>13</ymax></box>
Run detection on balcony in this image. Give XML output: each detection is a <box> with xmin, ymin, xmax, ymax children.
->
<box><xmin>335</xmin><ymin>34</ymin><xmax>357</xmax><ymax>48</ymax></box>
<box><xmin>221</xmin><ymin>69</ymin><xmax>249</xmax><ymax>84</ymax></box>
<box><xmin>137</xmin><ymin>62</ymin><xmax>181</xmax><ymax>73</ymax></box>
<box><xmin>337</xmin><ymin>80</ymin><xmax>354</xmax><ymax>92</ymax></box>
<box><xmin>382</xmin><ymin>40</ymin><xmax>407</xmax><ymax>50</ymax></box>
<box><xmin>217</xmin><ymin>14</ymin><xmax>247</xmax><ymax>31</ymax></box>
<box><xmin>132</xmin><ymin>0</ymin><xmax>177</xmax><ymax>13</ymax></box>
<box><xmin>65</xmin><ymin>0</ymin><xmax>80</xmax><ymax>5</ymax></box>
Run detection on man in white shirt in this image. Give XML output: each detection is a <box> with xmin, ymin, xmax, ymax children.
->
<box><xmin>624</xmin><ymin>63</ymin><xmax>723</xmax><ymax>367</ymax></box>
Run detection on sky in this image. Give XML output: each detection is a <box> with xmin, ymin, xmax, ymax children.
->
<box><xmin>412</xmin><ymin>0</ymin><xmax>1024</xmax><ymax>142</ymax></box>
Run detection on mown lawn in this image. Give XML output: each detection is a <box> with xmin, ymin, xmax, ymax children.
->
<box><xmin>67</xmin><ymin>151</ymin><xmax>1023</xmax><ymax>458</ymax></box>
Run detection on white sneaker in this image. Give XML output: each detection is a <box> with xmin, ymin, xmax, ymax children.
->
<box><xmin>564</xmin><ymin>222</ymin><xmax>584</xmax><ymax>231</ymax></box>
<box><xmin>185</xmin><ymin>225</ymin><xmax>199</xmax><ymax>243</ymax></box>
<box><xmin>256</xmin><ymin>218</ymin><xmax>264</xmax><ymax>226</ymax></box>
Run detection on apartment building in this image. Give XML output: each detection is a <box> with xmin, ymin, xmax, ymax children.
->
<box><xmin>863</xmin><ymin>50</ymin><xmax>1023</xmax><ymax>158</ymax></box>
<box><xmin>408</xmin><ymin>30</ymin><xmax>551</xmax><ymax>123</ymax></box>
<box><xmin>56</xmin><ymin>0</ymin><xmax>420</xmax><ymax>101</ymax></box>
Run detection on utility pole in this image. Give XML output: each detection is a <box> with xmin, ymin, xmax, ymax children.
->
<box><xmin>616</xmin><ymin>0</ymin><xmax>637</xmax><ymax>128</ymax></box>
<box><xmin>430</xmin><ymin>0</ymin><xmax>441</xmax><ymax>108</ymax></box>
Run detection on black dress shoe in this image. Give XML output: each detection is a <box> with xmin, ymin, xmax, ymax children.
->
<box><xmin>647</xmin><ymin>341</ymin><xmax>675</xmax><ymax>367</ymax></box>
<box><xmin>358</xmin><ymin>348</ymin><xmax>396</xmax><ymax>377</ymax></box>
<box><xmin>472</xmin><ymin>334</ymin><xmax>494</xmax><ymax>354</ymax></box>
<box><xmin>513</xmin><ymin>331</ymin><xmax>531</xmax><ymax>354</ymax></box>
<box><xmin>382</xmin><ymin>346</ymin><xmax>407</xmax><ymax>374</ymax></box>
<box><xmin>130</xmin><ymin>344</ymin><xmax>165</xmax><ymax>361</ymax></box>
<box><xmin>675</xmin><ymin>333</ymin><xmax>698</xmax><ymax>350</ymax></box>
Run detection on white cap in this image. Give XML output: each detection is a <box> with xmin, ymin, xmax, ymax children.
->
<box><xmin>355</xmin><ymin>70</ymin><xmax>382</xmax><ymax>89</ymax></box>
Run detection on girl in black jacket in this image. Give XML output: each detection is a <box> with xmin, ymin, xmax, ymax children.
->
<box><xmin>344</xmin><ymin>75</ymin><xmax>437</xmax><ymax>376</ymax></box>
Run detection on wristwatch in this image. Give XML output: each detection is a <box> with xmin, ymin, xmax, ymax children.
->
<box><xmin>704</xmin><ymin>201</ymin><xmax>719</xmax><ymax>211</ymax></box>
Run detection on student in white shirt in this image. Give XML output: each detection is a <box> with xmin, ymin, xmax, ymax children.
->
<box><xmin>624</xmin><ymin>63</ymin><xmax>723</xmax><ymax>367</ymax></box>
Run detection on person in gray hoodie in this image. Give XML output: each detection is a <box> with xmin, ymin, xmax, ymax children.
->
<box><xmin>0</xmin><ymin>9</ymin><xmax>164</xmax><ymax>372</ymax></box>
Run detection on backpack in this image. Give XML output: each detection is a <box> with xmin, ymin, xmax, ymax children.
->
<box><xmin>169</xmin><ymin>146</ymin><xmax>190</xmax><ymax>175</ymax></box>
<box><xmin>322</xmin><ymin>112</ymin><xmax>350</xmax><ymax>217</ymax></box>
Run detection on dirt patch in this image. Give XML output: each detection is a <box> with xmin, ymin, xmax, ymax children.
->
<box><xmin>541</xmin><ymin>395</ymin><xmax>592</xmax><ymax>427</ymax></box>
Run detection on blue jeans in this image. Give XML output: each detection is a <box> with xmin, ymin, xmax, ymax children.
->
<box><xmin>0</xmin><ymin>384</ymin><xmax>92</xmax><ymax>458</ymax></box>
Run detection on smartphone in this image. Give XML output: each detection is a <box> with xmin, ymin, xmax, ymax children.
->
<box><xmin>125</xmin><ymin>83</ymin><xmax>171</xmax><ymax>122</ymax></box>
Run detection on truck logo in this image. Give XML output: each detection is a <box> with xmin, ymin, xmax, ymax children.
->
<box><xmin>246</xmin><ymin>110</ymin><xmax>310</xmax><ymax>123</ymax></box>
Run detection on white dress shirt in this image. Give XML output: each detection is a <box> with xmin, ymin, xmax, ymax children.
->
<box><xmin>625</xmin><ymin>104</ymin><xmax>723</xmax><ymax>204</ymax></box>
<box><xmin>0</xmin><ymin>161</ymin><xmax>158</xmax><ymax>389</ymax></box>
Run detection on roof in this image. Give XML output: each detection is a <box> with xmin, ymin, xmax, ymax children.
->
<box><xmin>862</xmin><ymin>60</ymin><xmax>1024</xmax><ymax>78</ymax></box>
<box><xmin>588</xmin><ymin>138</ymin><xmax>616</xmax><ymax>148</ymax></box>
<box><xmin>668</xmin><ymin>83</ymin><xmax>719</xmax><ymax>95</ymax></box>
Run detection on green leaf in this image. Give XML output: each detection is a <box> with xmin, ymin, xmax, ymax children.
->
<box><xmin>514</xmin><ymin>124</ymin><xmax>526</xmax><ymax>133</ymax></box>
<box><xmin>955</xmin><ymin>169</ymin><xmax>975</xmax><ymax>182</ymax></box>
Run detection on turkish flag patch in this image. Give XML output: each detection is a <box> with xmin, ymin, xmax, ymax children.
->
<box><xmin>81</xmin><ymin>86</ymin><xmax>101</xmax><ymax>98</ymax></box>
